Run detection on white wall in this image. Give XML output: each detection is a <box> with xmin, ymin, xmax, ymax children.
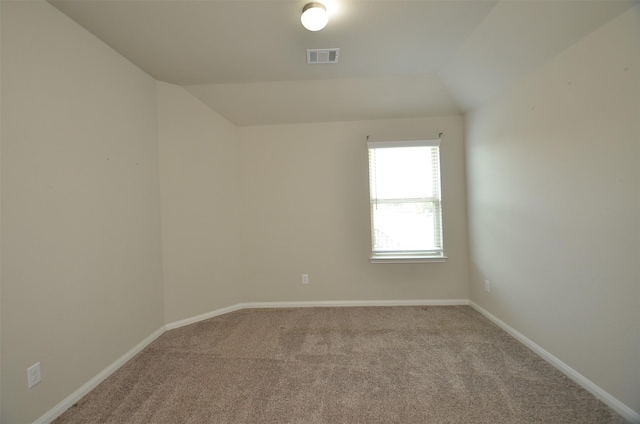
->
<box><xmin>0</xmin><ymin>2</ymin><xmax>4</xmax><ymax>421</ymax></box>
<box><xmin>239</xmin><ymin>116</ymin><xmax>469</xmax><ymax>303</ymax></box>
<box><xmin>157</xmin><ymin>82</ymin><xmax>242</xmax><ymax>323</ymax></box>
<box><xmin>0</xmin><ymin>2</ymin><xmax>164</xmax><ymax>422</ymax></box>
<box><xmin>466</xmin><ymin>6</ymin><xmax>639</xmax><ymax>413</ymax></box>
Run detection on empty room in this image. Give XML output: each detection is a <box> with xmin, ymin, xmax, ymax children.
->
<box><xmin>1</xmin><ymin>0</ymin><xmax>639</xmax><ymax>423</ymax></box>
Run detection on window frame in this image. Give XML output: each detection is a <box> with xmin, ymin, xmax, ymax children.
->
<box><xmin>367</xmin><ymin>139</ymin><xmax>447</xmax><ymax>263</ymax></box>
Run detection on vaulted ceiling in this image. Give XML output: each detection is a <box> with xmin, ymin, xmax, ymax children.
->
<box><xmin>49</xmin><ymin>0</ymin><xmax>635</xmax><ymax>126</ymax></box>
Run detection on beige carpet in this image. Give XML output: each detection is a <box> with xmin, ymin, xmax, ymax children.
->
<box><xmin>55</xmin><ymin>306</ymin><xmax>624</xmax><ymax>423</ymax></box>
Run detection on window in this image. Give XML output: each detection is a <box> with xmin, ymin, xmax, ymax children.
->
<box><xmin>367</xmin><ymin>140</ymin><xmax>446</xmax><ymax>263</ymax></box>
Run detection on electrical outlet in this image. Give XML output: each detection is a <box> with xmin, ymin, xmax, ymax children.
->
<box><xmin>27</xmin><ymin>362</ymin><xmax>41</xmax><ymax>389</ymax></box>
<box><xmin>484</xmin><ymin>280</ymin><xmax>491</xmax><ymax>293</ymax></box>
<box><xmin>302</xmin><ymin>274</ymin><xmax>309</xmax><ymax>284</ymax></box>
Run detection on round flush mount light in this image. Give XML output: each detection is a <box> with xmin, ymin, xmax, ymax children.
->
<box><xmin>301</xmin><ymin>2</ymin><xmax>329</xmax><ymax>31</ymax></box>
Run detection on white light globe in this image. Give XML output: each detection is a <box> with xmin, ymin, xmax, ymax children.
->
<box><xmin>301</xmin><ymin>3</ymin><xmax>328</xmax><ymax>31</ymax></box>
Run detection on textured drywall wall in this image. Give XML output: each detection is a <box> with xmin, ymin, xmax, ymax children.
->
<box><xmin>238</xmin><ymin>116</ymin><xmax>469</xmax><ymax>303</ymax></box>
<box><xmin>1</xmin><ymin>2</ymin><xmax>164</xmax><ymax>422</ymax></box>
<box><xmin>466</xmin><ymin>5</ymin><xmax>639</xmax><ymax>413</ymax></box>
<box><xmin>157</xmin><ymin>81</ymin><xmax>242</xmax><ymax>324</ymax></box>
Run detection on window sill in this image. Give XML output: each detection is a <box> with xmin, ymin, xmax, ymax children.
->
<box><xmin>370</xmin><ymin>254</ymin><xmax>448</xmax><ymax>264</ymax></box>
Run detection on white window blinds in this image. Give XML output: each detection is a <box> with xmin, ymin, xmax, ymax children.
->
<box><xmin>367</xmin><ymin>140</ymin><xmax>445</xmax><ymax>262</ymax></box>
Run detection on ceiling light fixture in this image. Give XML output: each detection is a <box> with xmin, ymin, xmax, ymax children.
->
<box><xmin>301</xmin><ymin>2</ymin><xmax>329</xmax><ymax>32</ymax></box>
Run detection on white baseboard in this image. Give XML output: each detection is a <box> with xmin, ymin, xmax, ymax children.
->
<box><xmin>470</xmin><ymin>301</ymin><xmax>639</xmax><ymax>424</ymax></box>
<box><xmin>33</xmin><ymin>326</ymin><xmax>166</xmax><ymax>424</ymax></box>
<box><xmin>239</xmin><ymin>298</ymin><xmax>470</xmax><ymax>309</ymax></box>
<box><xmin>165</xmin><ymin>299</ymin><xmax>469</xmax><ymax>330</ymax></box>
<box><xmin>165</xmin><ymin>303</ymin><xmax>244</xmax><ymax>330</ymax></box>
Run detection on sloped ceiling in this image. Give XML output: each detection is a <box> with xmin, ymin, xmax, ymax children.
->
<box><xmin>49</xmin><ymin>0</ymin><xmax>636</xmax><ymax>126</ymax></box>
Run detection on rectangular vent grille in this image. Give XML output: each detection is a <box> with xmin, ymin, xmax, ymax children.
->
<box><xmin>307</xmin><ymin>48</ymin><xmax>340</xmax><ymax>64</ymax></box>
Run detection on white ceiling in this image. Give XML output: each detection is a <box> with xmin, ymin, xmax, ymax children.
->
<box><xmin>49</xmin><ymin>0</ymin><xmax>635</xmax><ymax>126</ymax></box>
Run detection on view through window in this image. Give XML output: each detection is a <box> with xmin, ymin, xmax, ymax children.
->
<box><xmin>368</xmin><ymin>140</ymin><xmax>445</xmax><ymax>262</ymax></box>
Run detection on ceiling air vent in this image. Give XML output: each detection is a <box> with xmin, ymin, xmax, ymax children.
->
<box><xmin>307</xmin><ymin>48</ymin><xmax>339</xmax><ymax>64</ymax></box>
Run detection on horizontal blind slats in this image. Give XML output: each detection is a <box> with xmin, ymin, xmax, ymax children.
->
<box><xmin>368</xmin><ymin>141</ymin><xmax>444</xmax><ymax>257</ymax></box>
